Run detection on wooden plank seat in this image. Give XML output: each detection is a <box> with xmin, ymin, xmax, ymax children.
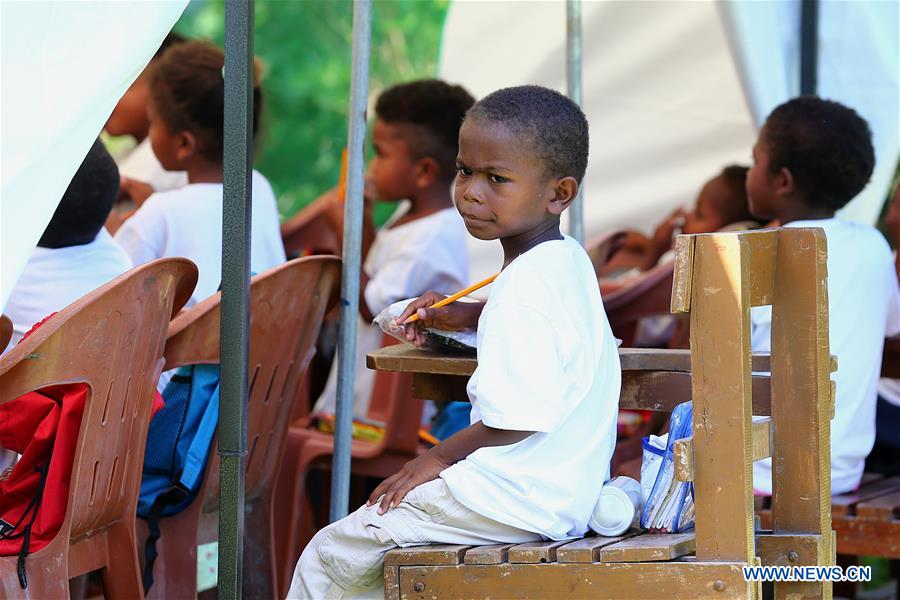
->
<box><xmin>757</xmin><ymin>475</ymin><xmax>900</xmax><ymax>559</ymax></box>
<box><xmin>377</xmin><ymin>228</ymin><xmax>836</xmax><ymax>598</ymax></box>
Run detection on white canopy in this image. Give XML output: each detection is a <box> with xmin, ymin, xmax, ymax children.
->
<box><xmin>0</xmin><ymin>1</ymin><xmax>187</xmax><ymax>307</ymax></box>
<box><xmin>440</xmin><ymin>0</ymin><xmax>899</xmax><ymax>286</ymax></box>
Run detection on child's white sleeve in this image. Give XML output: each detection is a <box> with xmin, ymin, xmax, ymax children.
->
<box><xmin>364</xmin><ymin>251</ymin><xmax>465</xmax><ymax>318</ymax></box>
<box><xmin>468</xmin><ymin>302</ymin><xmax>576</xmax><ymax>433</ymax></box>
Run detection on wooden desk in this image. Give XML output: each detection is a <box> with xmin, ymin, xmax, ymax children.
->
<box><xmin>367</xmin><ymin>346</ymin><xmax>776</xmax><ymax>415</ymax></box>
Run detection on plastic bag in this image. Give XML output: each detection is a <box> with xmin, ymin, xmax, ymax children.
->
<box><xmin>640</xmin><ymin>401</ymin><xmax>695</xmax><ymax>533</ymax></box>
<box><xmin>373</xmin><ymin>299</ymin><xmax>477</xmax><ymax>353</ymax></box>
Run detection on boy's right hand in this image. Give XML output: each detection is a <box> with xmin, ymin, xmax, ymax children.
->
<box><xmin>395</xmin><ymin>291</ymin><xmax>484</xmax><ymax>347</ymax></box>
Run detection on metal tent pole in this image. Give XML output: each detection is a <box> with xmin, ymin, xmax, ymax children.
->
<box><xmin>330</xmin><ymin>0</ymin><xmax>373</xmax><ymax>522</ymax></box>
<box><xmin>566</xmin><ymin>0</ymin><xmax>584</xmax><ymax>245</ymax></box>
<box><xmin>800</xmin><ymin>0</ymin><xmax>818</xmax><ymax>95</ymax></box>
<box><xmin>220</xmin><ymin>0</ymin><xmax>254</xmax><ymax>597</ymax></box>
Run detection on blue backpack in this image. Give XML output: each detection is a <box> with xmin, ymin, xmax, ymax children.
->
<box><xmin>137</xmin><ymin>364</ymin><xmax>220</xmax><ymax>593</ymax></box>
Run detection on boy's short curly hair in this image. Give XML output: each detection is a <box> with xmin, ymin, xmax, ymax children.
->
<box><xmin>466</xmin><ymin>85</ymin><xmax>589</xmax><ymax>183</ymax></box>
<box><xmin>39</xmin><ymin>139</ymin><xmax>119</xmax><ymax>249</ymax></box>
<box><xmin>150</xmin><ymin>40</ymin><xmax>263</xmax><ymax>164</ymax></box>
<box><xmin>764</xmin><ymin>97</ymin><xmax>874</xmax><ymax>211</ymax></box>
<box><xmin>375</xmin><ymin>80</ymin><xmax>475</xmax><ymax>184</ymax></box>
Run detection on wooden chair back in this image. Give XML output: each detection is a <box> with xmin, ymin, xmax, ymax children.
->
<box><xmin>0</xmin><ymin>258</ymin><xmax>197</xmax><ymax>598</ymax></box>
<box><xmin>671</xmin><ymin>228</ymin><xmax>832</xmax><ymax>593</ymax></box>
<box><xmin>0</xmin><ymin>314</ymin><xmax>12</xmax><ymax>351</ymax></box>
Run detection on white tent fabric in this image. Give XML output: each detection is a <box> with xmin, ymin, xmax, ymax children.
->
<box><xmin>1</xmin><ymin>1</ymin><xmax>187</xmax><ymax>307</ymax></box>
<box><xmin>723</xmin><ymin>0</ymin><xmax>899</xmax><ymax>226</ymax></box>
<box><xmin>439</xmin><ymin>0</ymin><xmax>898</xmax><ymax>288</ymax></box>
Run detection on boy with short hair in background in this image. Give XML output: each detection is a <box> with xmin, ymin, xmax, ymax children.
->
<box><xmin>312</xmin><ymin>79</ymin><xmax>473</xmax><ymax>418</ymax></box>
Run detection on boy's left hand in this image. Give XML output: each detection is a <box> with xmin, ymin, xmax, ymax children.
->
<box><xmin>367</xmin><ymin>449</ymin><xmax>452</xmax><ymax>515</ymax></box>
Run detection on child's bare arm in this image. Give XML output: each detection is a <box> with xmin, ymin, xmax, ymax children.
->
<box><xmin>367</xmin><ymin>422</ymin><xmax>534</xmax><ymax>514</ymax></box>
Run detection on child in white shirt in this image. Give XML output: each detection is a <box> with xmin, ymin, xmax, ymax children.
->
<box><xmin>312</xmin><ymin>80</ymin><xmax>473</xmax><ymax>418</ymax></box>
<box><xmin>104</xmin><ymin>32</ymin><xmax>188</xmax><ymax>203</ymax></box>
<box><xmin>288</xmin><ymin>85</ymin><xmax>621</xmax><ymax>599</ymax></box>
<box><xmin>114</xmin><ymin>41</ymin><xmax>285</xmax><ymax>306</ymax></box>
<box><xmin>3</xmin><ymin>139</ymin><xmax>133</xmax><ymax>352</ymax></box>
<box><xmin>745</xmin><ymin>97</ymin><xmax>900</xmax><ymax>495</ymax></box>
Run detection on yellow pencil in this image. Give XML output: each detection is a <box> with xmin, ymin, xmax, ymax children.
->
<box><xmin>403</xmin><ymin>273</ymin><xmax>498</xmax><ymax>323</ymax></box>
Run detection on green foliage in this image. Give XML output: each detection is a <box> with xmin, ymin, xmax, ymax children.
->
<box><xmin>175</xmin><ymin>0</ymin><xmax>449</xmax><ymax>222</ymax></box>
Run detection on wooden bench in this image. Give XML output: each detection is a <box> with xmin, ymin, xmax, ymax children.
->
<box><xmin>371</xmin><ymin>228</ymin><xmax>835</xmax><ymax>598</ymax></box>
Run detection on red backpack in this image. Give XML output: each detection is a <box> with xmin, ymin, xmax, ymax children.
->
<box><xmin>0</xmin><ymin>315</ymin><xmax>162</xmax><ymax>588</ymax></box>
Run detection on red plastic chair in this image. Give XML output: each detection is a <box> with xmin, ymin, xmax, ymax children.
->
<box><xmin>135</xmin><ymin>256</ymin><xmax>341</xmax><ymax>600</ymax></box>
<box><xmin>0</xmin><ymin>258</ymin><xmax>197</xmax><ymax>599</ymax></box>
<box><xmin>584</xmin><ymin>229</ymin><xmax>629</xmax><ymax>275</ymax></box>
<box><xmin>274</xmin><ymin>333</ymin><xmax>424</xmax><ymax>596</ymax></box>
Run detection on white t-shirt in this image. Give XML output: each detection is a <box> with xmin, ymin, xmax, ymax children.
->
<box><xmin>114</xmin><ymin>170</ymin><xmax>286</xmax><ymax>306</ymax></box>
<box><xmin>440</xmin><ymin>235</ymin><xmax>621</xmax><ymax>541</ymax></box>
<box><xmin>2</xmin><ymin>229</ymin><xmax>133</xmax><ymax>353</ymax></box>
<box><xmin>313</xmin><ymin>202</ymin><xmax>469</xmax><ymax>417</ymax></box>
<box><xmin>116</xmin><ymin>137</ymin><xmax>188</xmax><ymax>193</ymax></box>
<box><xmin>751</xmin><ymin>219</ymin><xmax>900</xmax><ymax>495</ymax></box>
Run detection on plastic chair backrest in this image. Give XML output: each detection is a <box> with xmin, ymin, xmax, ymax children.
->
<box><xmin>585</xmin><ymin>229</ymin><xmax>629</xmax><ymax>275</ymax></box>
<box><xmin>0</xmin><ymin>258</ymin><xmax>197</xmax><ymax>543</ymax></box>
<box><xmin>602</xmin><ymin>260</ymin><xmax>675</xmax><ymax>346</ymax></box>
<box><xmin>163</xmin><ymin>256</ymin><xmax>341</xmax><ymax>504</ymax></box>
<box><xmin>364</xmin><ymin>334</ymin><xmax>418</xmax><ymax>454</ymax></box>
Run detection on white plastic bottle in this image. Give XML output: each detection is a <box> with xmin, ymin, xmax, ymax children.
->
<box><xmin>589</xmin><ymin>476</ymin><xmax>643</xmax><ymax>536</ymax></box>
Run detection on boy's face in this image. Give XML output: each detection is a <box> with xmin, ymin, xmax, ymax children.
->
<box><xmin>746</xmin><ymin>128</ymin><xmax>780</xmax><ymax>219</ymax></box>
<box><xmin>366</xmin><ymin>119</ymin><xmax>418</xmax><ymax>201</ymax></box>
<box><xmin>455</xmin><ymin>118</ymin><xmax>567</xmax><ymax>241</ymax></box>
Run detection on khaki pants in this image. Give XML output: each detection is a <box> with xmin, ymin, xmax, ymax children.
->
<box><xmin>287</xmin><ymin>478</ymin><xmax>539</xmax><ymax>599</ymax></box>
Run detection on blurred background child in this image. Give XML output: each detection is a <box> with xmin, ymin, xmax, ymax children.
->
<box><xmin>311</xmin><ymin>79</ymin><xmax>473</xmax><ymax>419</ymax></box>
<box><xmin>113</xmin><ymin>40</ymin><xmax>285</xmax><ymax>307</ymax></box>
<box><xmin>104</xmin><ymin>32</ymin><xmax>189</xmax><ymax>203</ymax></box>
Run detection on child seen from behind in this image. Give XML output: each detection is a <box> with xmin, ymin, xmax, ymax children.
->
<box><xmin>747</xmin><ymin>97</ymin><xmax>900</xmax><ymax>495</ymax></box>
<box><xmin>288</xmin><ymin>85</ymin><xmax>621</xmax><ymax>599</ymax></box>
<box><xmin>114</xmin><ymin>40</ymin><xmax>285</xmax><ymax>307</ymax></box>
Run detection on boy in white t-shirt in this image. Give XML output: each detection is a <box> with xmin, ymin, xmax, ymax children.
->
<box><xmin>312</xmin><ymin>80</ymin><xmax>473</xmax><ymax>418</ymax></box>
<box><xmin>114</xmin><ymin>41</ymin><xmax>285</xmax><ymax>306</ymax></box>
<box><xmin>288</xmin><ymin>86</ymin><xmax>621</xmax><ymax>599</ymax></box>
<box><xmin>745</xmin><ymin>97</ymin><xmax>900</xmax><ymax>495</ymax></box>
<box><xmin>3</xmin><ymin>139</ymin><xmax>133</xmax><ymax>353</ymax></box>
